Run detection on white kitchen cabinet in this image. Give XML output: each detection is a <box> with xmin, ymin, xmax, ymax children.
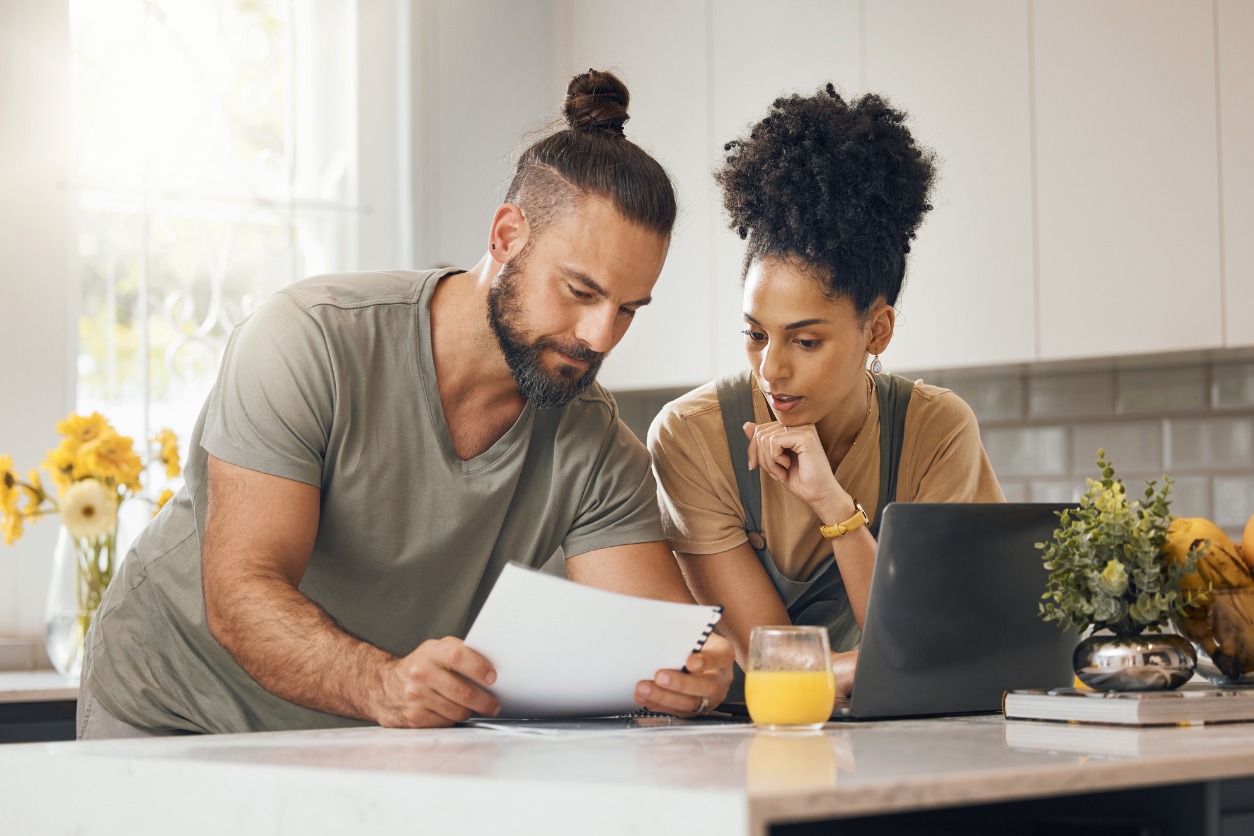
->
<box><xmin>1219</xmin><ymin>0</ymin><xmax>1254</xmax><ymax>348</ymax></box>
<box><xmin>865</xmin><ymin>0</ymin><xmax>1036</xmax><ymax>373</ymax></box>
<box><xmin>542</xmin><ymin>0</ymin><xmax>1242</xmax><ymax>390</ymax></box>
<box><xmin>708</xmin><ymin>0</ymin><xmax>862</xmax><ymax>379</ymax></box>
<box><xmin>1033</xmin><ymin>0</ymin><xmax>1223</xmax><ymax>361</ymax></box>
<box><xmin>561</xmin><ymin>0</ymin><xmax>715</xmax><ymax>390</ymax></box>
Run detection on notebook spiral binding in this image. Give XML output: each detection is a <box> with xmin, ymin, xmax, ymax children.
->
<box><xmin>691</xmin><ymin>605</ymin><xmax>723</xmax><ymax>654</ymax></box>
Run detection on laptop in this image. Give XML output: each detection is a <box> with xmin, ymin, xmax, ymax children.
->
<box><xmin>725</xmin><ymin>502</ymin><xmax>1079</xmax><ymax>721</ymax></box>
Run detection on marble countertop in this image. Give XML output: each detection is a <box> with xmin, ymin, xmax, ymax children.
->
<box><xmin>0</xmin><ymin>671</ymin><xmax>78</xmax><ymax>704</ymax></box>
<box><xmin>3</xmin><ymin>714</ymin><xmax>1254</xmax><ymax>834</ymax></box>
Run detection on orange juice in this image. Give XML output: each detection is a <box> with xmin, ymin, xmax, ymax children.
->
<box><xmin>744</xmin><ymin>670</ymin><xmax>836</xmax><ymax>727</ymax></box>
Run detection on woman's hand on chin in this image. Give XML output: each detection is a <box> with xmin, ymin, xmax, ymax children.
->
<box><xmin>742</xmin><ymin>420</ymin><xmax>848</xmax><ymax>515</ymax></box>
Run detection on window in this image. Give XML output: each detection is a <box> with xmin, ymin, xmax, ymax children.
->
<box><xmin>70</xmin><ymin>0</ymin><xmax>359</xmax><ymax>459</ymax></box>
<box><xmin>0</xmin><ymin>0</ymin><xmax>407</xmax><ymax>641</ymax></box>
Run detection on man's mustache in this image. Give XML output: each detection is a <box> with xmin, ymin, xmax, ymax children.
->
<box><xmin>535</xmin><ymin>338</ymin><xmax>605</xmax><ymax>366</ymax></box>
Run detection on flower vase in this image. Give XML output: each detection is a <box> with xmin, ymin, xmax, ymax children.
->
<box><xmin>44</xmin><ymin>523</ymin><xmax>123</xmax><ymax>677</ymax></box>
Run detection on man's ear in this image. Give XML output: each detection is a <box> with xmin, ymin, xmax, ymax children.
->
<box><xmin>866</xmin><ymin>302</ymin><xmax>896</xmax><ymax>355</ymax></box>
<box><xmin>488</xmin><ymin>203</ymin><xmax>529</xmax><ymax>265</ymax></box>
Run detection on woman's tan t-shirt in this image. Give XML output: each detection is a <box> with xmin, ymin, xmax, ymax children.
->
<box><xmin>647</xmin><ymin>372</ymin><xmax>1005</xmax><ymax>582</ymax></box>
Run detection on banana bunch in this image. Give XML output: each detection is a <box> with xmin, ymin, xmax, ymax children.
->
<box><xmin>1163</xmin><ymin>515</ymin><xmax>1254</xmax><ymax>681</ymax></box>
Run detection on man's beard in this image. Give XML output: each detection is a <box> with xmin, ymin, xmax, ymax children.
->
<box><xmin>487</xmin><ymin>259</ymin><xmax>606</xmax><ymax>409</ymax></box>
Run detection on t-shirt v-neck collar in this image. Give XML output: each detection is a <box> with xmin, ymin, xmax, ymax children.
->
<box><xmin>416</xmin><ymin>268</ymin><xmax>535</xmax><ymax>474</ymax></box>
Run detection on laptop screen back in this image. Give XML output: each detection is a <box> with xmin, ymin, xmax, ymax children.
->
<box><xmin>847</xmin><ymin>502</ymin><xmax>1078</xmax><ymax>719</ymax></box>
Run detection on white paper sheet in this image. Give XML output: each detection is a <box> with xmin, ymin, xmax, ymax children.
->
<box><xmin>463</xmin><ymin>563</ymin><xmax>722</xmax><ymax>719</ymax></box>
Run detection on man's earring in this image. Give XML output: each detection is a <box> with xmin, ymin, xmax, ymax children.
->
<box><xmin>870</xmin><ymin>354</ymin><xmax>884</xmax><ymax>374</ymax></box>
<box><xmin>491</xmin><ymin>243</ymin><xmax>496</xmax><ymax>250</ymax></box>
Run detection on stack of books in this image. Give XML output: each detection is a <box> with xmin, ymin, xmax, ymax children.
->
<box><xmin>1002</xmin><ymin>683</ymin><xmax>1254</xmax><ymax>727</ymax></box>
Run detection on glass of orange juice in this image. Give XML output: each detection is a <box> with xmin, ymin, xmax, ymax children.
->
<box><xmin>745</xmin><ymin>625</ymin><xmax>836</xmax><ymax>731</ymax></box>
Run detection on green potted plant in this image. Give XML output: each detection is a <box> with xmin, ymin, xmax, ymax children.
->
<box><xmin>1038</xmin><ymin>449</ymin><xmax>1204</xmax><ymax>691</ymax></box>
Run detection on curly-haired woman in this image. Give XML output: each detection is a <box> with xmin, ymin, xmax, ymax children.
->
<box><xmin>647</xmin><ymin>85</ymin><xmax>1003</xmax><ymax>697</ymax></box>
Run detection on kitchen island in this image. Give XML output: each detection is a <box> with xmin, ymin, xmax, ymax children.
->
<box><xmin>1</xmin><ymin>714</ymin><xmax>1253</xmax><ymax>834</ymax></box>
<box><xmin>0</xmin><ymin>670</ymin><xmax>78</xmax><ymax>743</ymax></box>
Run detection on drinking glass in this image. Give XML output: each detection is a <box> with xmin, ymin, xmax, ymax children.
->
<box><xmin>745</xmin><ymin>625</ymin><xmax>836</xmax><ymax>731</ymax></box>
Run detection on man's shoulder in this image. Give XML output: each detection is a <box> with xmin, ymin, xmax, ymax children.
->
<box><xmin>559</xmin><ymin>382</ymin><xmax>648</xmax><ymax>451</ymax></box>
<box><xmin>278</xmin><ymin>268</ymin><xmax>448</xmax><ymax>312</ymax></box>
<box><xmin>564</xmin><ymin>381</ymin><xmax>622</xmax><ymax>432</ymax></box>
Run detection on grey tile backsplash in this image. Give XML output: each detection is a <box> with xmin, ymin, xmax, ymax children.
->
<box><xmin>611</xmin><ymin>354</ymin><xmax>1254</xmax><ymax>539</ymax></box>
<box><xmin>1027</xmin><ymin>371</ymin><xmax>1116</xmax><ymax>419</ymax></box>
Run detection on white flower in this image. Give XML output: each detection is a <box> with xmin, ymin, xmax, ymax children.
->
<box><xmin>60</xmin><ymin>479</ymin><xmax>118</xmax><ymax>541</ymax></box>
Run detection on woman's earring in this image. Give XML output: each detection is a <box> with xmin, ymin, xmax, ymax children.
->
<box><xmin>870</xmin><ymin>354</ymin><xmax>884</xmax><ymax>374</ymax></box>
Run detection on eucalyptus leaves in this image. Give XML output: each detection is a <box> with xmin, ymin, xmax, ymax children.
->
<box><xmin>1039</xmin><ymin>449</ymin><xmax>1202</xmax><ymax>638</ymax></box>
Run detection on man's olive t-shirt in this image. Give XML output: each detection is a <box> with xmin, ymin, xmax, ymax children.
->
<box><xmin>86</xmin><ymin>268</ymin><xmax>665</xmax><ymax>733</ymax></box>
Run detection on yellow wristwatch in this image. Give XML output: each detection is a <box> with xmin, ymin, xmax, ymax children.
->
<box><xmin>819</xmin><ymin>499</ymin><xmax>869</xmax><ymax>539</ymax></box>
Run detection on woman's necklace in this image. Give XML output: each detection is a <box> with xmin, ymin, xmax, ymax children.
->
<box><xmin>827</xmin><ymin>376</ymin><xmax>875</xmax><ymax>470</ymax></box>
<box><xmin>852</xmin><ymin>375</ymin><xmax>874</xmax><ymax>443</ymax></box>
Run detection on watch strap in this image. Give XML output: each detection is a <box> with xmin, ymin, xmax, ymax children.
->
<box><xmin>819</xmin><ymin>499</ymin><xmax>869</xmax><ymax>539</ymax></box>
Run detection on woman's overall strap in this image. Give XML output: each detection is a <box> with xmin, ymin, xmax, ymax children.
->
<box><xmin>714</xmin><ymin>370</ymin><xmax>766</xmax><ymax>547</ymax></box>
<box><xmin>871</xmin><ymin>372</ymin><xmax>914</xmax><ymax>536</ymax></box>
<box><xmin>715</xmin><ymin>370</ymin><xmax>862</xmax><ymax>658</ymax></box>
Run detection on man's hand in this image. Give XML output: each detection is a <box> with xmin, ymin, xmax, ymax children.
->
<box><xmin>373</xmin><ymin>637</ymin><xmax>501</xmax><ymax>728</ymax></box>
<box><xmin>634</xmin><ymin>632</ymin><xmax>734</xmax><ymax>716</ymax></box>
<box><xmin>567</xmin><ymin>541</ymin><xmax>736</xmax><ymax>716</ymax></box>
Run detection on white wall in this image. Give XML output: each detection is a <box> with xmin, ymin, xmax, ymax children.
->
<box><xmin>356</xmin><ymin>0</ymin><xmax>413</xmax><ymax>270</ymax></box>
<box><xmin>409</xmin><ymin>0</ymin><xmax>560</xmax><ymax>270</ymax></box>
<box><xmin>0</xmin><ymin>1</ymin><xmax>73</xmax><ymax>640</ymax></box>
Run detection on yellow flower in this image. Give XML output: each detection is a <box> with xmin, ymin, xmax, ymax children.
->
<box><xmin>153</xmin><ymin>488</ymin><xmax>175</xmax><ymax>516</ymax></box>
<box><xmin>0</xmin><ymin>454</ymin><xmax>18</xmax><ymax>514</ymax></box>
<box><xmin>22</xmin><ymin>469</ymin><xmax>44</xmax><ymax>504</ymax></box>
<box><xmin>80</xmin><ymin>432</ymin><xmax>143</xmax><ymax>492</ymax></box>
<box><xmin>44</xmin><ymin>440</ymin><xmax>85</xmax><ymax>492</ymax></box>
<box><xmin>57</xmin><ymin>412</ymin><xmax>111</xmax><ymax>446</ymax></box>
<box><xmin>60</xmin><ymin>478</ymin><xmax>118</xmax><ymax>541</ymax></box>
<box><xmin>2</xmin><ymin>509</ymin><xmax>22</xmax><ymax>545</ymax></box>
<box><xmin>43</xmin><ymin>413</ymin><xmax>123</xmax><ymax>492</ymax></box>
<box><xmin>155</xmin><ymin>429</ymin><xmax>181</xmax><ymax>479</ymax></box>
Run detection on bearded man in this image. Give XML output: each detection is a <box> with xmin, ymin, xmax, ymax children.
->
<box><xmin>78</xmin><ymin>69</ymin><xmax>733</xmax><ymax>737</ymax></box>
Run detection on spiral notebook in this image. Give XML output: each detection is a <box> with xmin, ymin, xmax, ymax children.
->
<box><xmin>464</xmin><ymin>563</ymin><xmax>722</xmax><ymax>719</ymax></box>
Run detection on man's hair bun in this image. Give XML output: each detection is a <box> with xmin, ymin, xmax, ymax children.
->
<box><xmin>504</xmin><ymin>68</ymin><xmax>674</xmax><ymax>241</ymax></box>
<box><xmin>564</xmin><ymin>69</ymin><xmax>630</xmax><ymax>137</ymax></box>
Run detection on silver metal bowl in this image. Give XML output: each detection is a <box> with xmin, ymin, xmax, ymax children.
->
<box><xmin>1073</xmin><ymin>633</ymin><xmax>1197</xmax><ymax>691</ymax></box>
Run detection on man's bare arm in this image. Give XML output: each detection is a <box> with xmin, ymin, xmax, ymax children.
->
<box><xmin>201</xmin><ymin>455</ymin><xmax>500</xmax><ymax>726</ymax></box>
